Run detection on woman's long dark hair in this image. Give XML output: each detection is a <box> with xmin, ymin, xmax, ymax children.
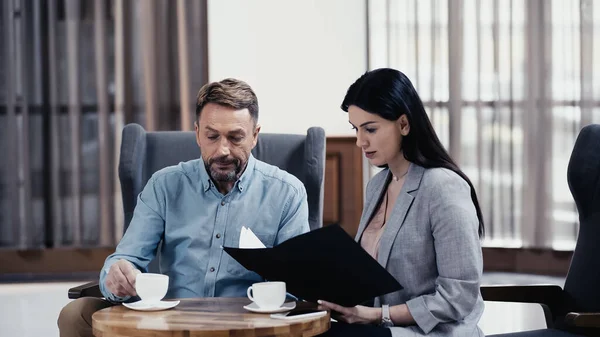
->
<box><xmin>342</xmin><ymin>68</ymin><xmax>484</xmax><ymax>237</ymax></box>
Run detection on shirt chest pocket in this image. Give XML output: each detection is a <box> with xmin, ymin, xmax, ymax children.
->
<box><xmin>224</xmin><ymin>231</ymin><xmax>276</xmax><ymax>275</ymax></box>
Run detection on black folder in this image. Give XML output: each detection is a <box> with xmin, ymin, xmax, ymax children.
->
<box><xmin>223</xmin><ymin>224</ymin><xmax>403</xmax><ymax>307</ymax></box>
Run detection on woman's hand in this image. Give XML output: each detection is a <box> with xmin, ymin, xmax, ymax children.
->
<box><xmin>317</xmin><ymin>300</ymin><xmax>381</xmax><ymax>325</ymax></box>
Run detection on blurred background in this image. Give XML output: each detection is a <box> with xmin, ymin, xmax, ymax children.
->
<box><xmin>0</xmin><ymin>0</ymin><xmax>599</xmax><ymax>336</ymax></box>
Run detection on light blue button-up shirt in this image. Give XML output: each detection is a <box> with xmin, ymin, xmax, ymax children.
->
<box><xmin>99</xmin><ymin>155</ymin><xmax>309</xmax><ymax>302</ymax></box>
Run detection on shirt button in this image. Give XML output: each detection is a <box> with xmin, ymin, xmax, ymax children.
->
<box><xmin>221</xmin><ymin>201</ymin><xmax>225</xmax><ymax>206</ymax></box>
<box><xmin>216</xmin><ymin>233</ymin><xmax>221</xmax><ymax>239</ymax></box>
<box><xmin>209</xmin><ymin>267</ymin><xmax>215</xmax><ymax>272</ymax></box>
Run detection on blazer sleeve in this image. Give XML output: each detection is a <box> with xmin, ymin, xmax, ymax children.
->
<box><xmin>405</xmin><ymin>170</ymin><xmax>483</xmax><ymax>334</ymax></box>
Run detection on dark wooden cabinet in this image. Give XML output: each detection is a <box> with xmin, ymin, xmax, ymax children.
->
<box><xmin>323</xmin><ymin>137</ymin><xmax>364</xmax><ymax>238</ymax></box>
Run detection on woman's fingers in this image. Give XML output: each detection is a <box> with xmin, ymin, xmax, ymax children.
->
<box><xmin>317</xmin><ymin>300</ymin><xmax>351</xmax><ymax>315</ymax></box>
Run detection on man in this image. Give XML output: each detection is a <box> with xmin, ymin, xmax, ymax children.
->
<box><xmin>58</xmin><ymin>78</ymin><xmax>310</xmax><ymax>337</ymax></box>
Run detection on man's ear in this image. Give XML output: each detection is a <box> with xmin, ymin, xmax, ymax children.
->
<box><xmin>252</xmin><ymin>124</ymin><xmax>261</xmax><ymax>148</ymax></box>
<box><xmin>194</xmin><ymin>121</ymin><xmax>201</xmax><ymax>147</ymax></box>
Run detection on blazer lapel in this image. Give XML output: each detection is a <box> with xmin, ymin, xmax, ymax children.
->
<box><xmin>377</xmin><ymin>164</ymin><xmax>425</xmax><ymax>267</ymax></box>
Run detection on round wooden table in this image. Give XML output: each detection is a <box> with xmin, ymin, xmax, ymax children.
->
<box><xmin>92</xmin><ymin>297</ymin><xmax>330</xmax><ymax>337</ymax></box>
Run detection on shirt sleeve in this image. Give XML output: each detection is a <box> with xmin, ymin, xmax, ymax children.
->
<box><xmin>99</xmin><ymin>175</ymin><xmax>166</xmax><ymax>302</ymax></box>
<box><xmin>274</xmin><ymin>183</ymin><xmax>310</xmax><ymax>245</ymax></box>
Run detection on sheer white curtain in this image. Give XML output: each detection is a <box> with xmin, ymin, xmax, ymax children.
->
<box><xmin>367</xmin><ymin>0</ymin><xmax>600</xmax><ymax>249</ymax></box>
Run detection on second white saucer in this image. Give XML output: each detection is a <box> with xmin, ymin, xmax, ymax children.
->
<box><xmin>243</xmin><ymin>301</ymin><xmax>296</xmax><ymax>314</ymax></box>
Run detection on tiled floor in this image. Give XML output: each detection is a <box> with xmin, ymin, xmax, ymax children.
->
<box><xmin>0</xmin><ymin>281</ymin><xmax>83</xmax><ymax>337</ymax></box>
<box><xmin>0</xmin><ymin>273</ymin><xmax>564</xmax><ymax>337</ymax></box>
<box><xmin>480</xmin><ymin>272</ymin><xmax>565</xmax><ymax>335</ymax></box>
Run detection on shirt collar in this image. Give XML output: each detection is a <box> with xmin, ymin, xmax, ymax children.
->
<box><xmin>235</xmin><ymin>154</ymin><xmax>255</xmax><ymax>193</ymax></box>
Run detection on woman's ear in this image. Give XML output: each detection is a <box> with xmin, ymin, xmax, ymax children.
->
<box><xmin>397</xmin><ymin>115</ymin><xmax>410</xmax><ymax>136</ymax></box>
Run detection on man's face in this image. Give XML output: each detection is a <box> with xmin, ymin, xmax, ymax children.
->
<box><xmin>195</xmin><ymin>103</ymin><xmax>259</xmax><ymax>183</ymax></box>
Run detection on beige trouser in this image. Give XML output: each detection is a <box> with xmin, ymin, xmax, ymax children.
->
<box><xmin>57</xmin><ymin>297</ymin><xmax>115</xmax><ymax>337</ymax></box>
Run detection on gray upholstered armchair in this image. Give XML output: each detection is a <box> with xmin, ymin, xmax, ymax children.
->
<box><xmin>68</xmin><ymin>123</ymin><xmax>326</xmax><ymax>299</ymax></box>
<box><xmin>482</xmin><ymin>124</ymin><xmax>600</xmax><ymax>337</ymax></box>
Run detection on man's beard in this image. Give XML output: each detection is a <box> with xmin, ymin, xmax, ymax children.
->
<box><xmin>205</xmin><ymin>156</ymin><xmax>243</xmax><ymax>182</ymax></box>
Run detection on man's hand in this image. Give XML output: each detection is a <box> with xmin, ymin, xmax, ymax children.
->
<box><xmin>104</xmin><ymin>259</ymin><xmax>141</xmax><ymax>298</ymax></box>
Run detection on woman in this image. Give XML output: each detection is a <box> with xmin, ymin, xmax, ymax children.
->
<box><xmin>318</xmin><ymin>68</ymin><xmax>485</xmax><ymax>337</ymax></box>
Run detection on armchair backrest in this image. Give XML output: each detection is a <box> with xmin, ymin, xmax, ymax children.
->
<box><xmin>118</xmin><ymin>123</ymin><xmax>326</xmax><ymax>233</ymax></box>
<box><xmin>564</xmin><ymin>124</ymin><xmax>600</xmax><ymax>313</ymax></box>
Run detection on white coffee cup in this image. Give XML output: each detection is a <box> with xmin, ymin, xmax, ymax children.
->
<box><xmin>247</xmin><ymin>281</ymin><xmax>286</xmax><ymax>310</ymax></box>
<box><xmin>135</xmin><ymin>273</ymin><xmax>169</xmax><ymax>303</ymax></box>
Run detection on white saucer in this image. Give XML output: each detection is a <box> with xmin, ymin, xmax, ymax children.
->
<box><xmin>123</xmin><ymin>300</ymin><xmax>180</xmax><ymax>311</ymax></box>
<box><xmin>243</xmin><ymin>301</ymin><xmax>296</xmax><ymax>314</ymax></box>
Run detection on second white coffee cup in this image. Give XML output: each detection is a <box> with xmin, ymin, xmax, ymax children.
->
<box><xmin>136</xmin><ymin>273</ymin><xmax>169</xmax><ymax>303</ymax></box>
<box><xmin>247</xmin><ymin>281</ymin><xmax>286</xmax><ymax>310</ymax></box>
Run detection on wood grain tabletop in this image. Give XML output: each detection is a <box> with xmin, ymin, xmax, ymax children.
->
<box><xmin>92</xmin><ymin>297</ymin><xmax>330</xmax><ymax>337</ymax></box>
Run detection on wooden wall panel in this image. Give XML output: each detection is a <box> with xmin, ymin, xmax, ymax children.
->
<box><xmin>0</xmin><ymin>248</ymin><xmax>113</xmax><ymax>275</ymax></box>
<box><xmin>323</xmin><ymin>137</ymin><xmax>364</xmax><ymax>238</ymax></box>
<box><xmin>323</xmin><ymin>154</ymin><xmax>340</xmax><ymax>224</ymax></box>
<box><xmin>482</xmin><ymin>247</ymin><xmax>571</xmax><ymax>276</ymax></box>
<box><xmin>0</xmin><ymin>247</ymin><xmax>573</xmax><ymax>277</ymax></box>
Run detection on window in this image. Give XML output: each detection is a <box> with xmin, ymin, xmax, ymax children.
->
<box><xmin>368</xmin><ymin>0</ymin><xmax>600</xmax><ymax>248</ymax></box>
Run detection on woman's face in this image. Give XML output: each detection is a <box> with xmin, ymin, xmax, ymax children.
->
<box><xmin>348</xmin><ymin>105</ymin><xmax>409</xmax><ymax>167</ymax></box>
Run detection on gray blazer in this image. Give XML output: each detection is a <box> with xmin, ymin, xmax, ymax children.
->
<box><xmin>357</xmin><ymin>164</ymin><xmax>485</xmax><ymax>337</ymax></box>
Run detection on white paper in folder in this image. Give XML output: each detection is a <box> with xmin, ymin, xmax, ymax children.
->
<box><xmin>239</xmin><ymin>226</ymin><xmax>266</xmax><ymax>249</ymax></box>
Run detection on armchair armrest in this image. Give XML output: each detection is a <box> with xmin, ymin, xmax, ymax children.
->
<box><xmin>565</xmin><ymin>312</ymin><xmax>600</xmax><ymax>328</ymax></box>
<box><xmin>68</xmin><ymin>281</ymin><xmax>103</xmax><ymax>299</ymax></box>
<box><xmin>481</xmin><ymin>284</ymin><xmax>563</xmax><ymax>305</ymax></box>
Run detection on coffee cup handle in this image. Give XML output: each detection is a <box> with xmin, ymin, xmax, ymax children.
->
<box><xmin>247</xmin><ymin>286</ymin><xmax>254</xmax><ymax>302</ymax></box>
